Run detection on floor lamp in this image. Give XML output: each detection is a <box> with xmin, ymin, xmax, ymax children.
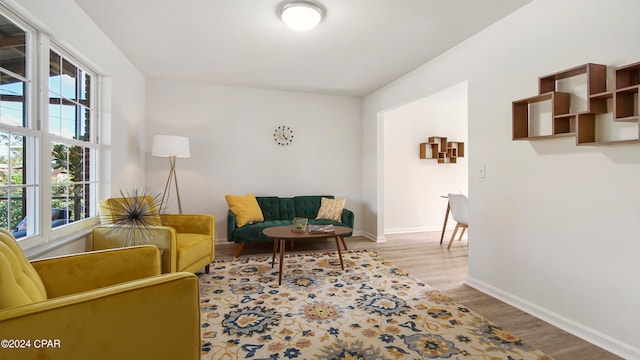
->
<box><xmin>152</xmin><ymin>135</ymin><xmax>190</xmax><ymax>214</ymax></box>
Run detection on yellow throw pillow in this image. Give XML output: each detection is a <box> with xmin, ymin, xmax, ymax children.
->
<box><xmin>316</xmin><ymin>197</ymin><xmax>345</xmax><ymax>222</ymax></box>
<box><xmin>98</xmin><ymin>199</ymin><xmax>113</xmax><ymax>225</ymax></box>
<box><xmin>225</xmin><ymin>194</ymin><xmax>264</xmax><ymax>227</ymax></box>
<box><xmin>105</xmin><ymin>196</ymin><xmax>163</xmax><ymax>226</ymax></box>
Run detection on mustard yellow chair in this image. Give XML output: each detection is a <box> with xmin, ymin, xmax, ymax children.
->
<box><xmin>92</xmin><ymin>196</ymin><xmax>215</xmax><ymax>274</ymax></box>
<box><xmin>0</xmin><ymin>229</ymin><xmax>201</xmax><ymax>360</ymax></box>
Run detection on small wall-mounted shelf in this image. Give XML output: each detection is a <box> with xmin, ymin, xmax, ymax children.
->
<box><xmin>419</xmin><ymin>136</ymin><xmax>464</xmax><ymax>164</ymax></box>
<box><xmin>513</xmin><ymin>91</ymin><xmax>572</xmax><ymax>140</ymax></box>
<box><xmin>512</xmin><ymin>62</ymin><xmax>640</xmax><ymax>146</ymax></box>
<box><xmin>614</xmin><ymin>62</ymin><xmax>640</xmax><ymax>122</ymax></box>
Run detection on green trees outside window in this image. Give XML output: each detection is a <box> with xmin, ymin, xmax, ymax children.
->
<box><xmin>0</xmin><ymin>133</ymin><xmax>26</xmax><ymax>231</ymax></box>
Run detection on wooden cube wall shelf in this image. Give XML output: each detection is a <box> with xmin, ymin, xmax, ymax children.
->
<box><xmin>419</xmin><ymin>136</ymin><xmax>465</xmax><ymax>164</ymax></box>
<box><xmin>512</xmin><ymin>62</ymin><xmax>640</xmax><ymax>145</ymax></box>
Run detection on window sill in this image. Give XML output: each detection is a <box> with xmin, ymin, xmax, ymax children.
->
<box><xmin>22</xmin><ymin>219</ymin><xmax>99</xmax><ymax>260</ymax></box>
<box><xmin>24</xmin><ymin>228</ymin><xmax>92</xmax><ymax>260</ymax></box>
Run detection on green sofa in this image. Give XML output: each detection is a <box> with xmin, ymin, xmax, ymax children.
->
<box><xmin>227</xmin><ymin>195</ymin><xmax>354</xmax><ymax>257</ymax></box>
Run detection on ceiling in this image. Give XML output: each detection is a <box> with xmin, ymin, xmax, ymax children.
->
<box><xmin>73</xmin><ymin>0</ymin><xmax>531</xmax><ymax>97</ymax></box>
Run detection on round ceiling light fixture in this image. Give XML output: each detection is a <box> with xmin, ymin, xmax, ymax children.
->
<box><xmin>279</xmin><ymin>0</ymin><xmax>325</xmax><ymax>31</ymax></box>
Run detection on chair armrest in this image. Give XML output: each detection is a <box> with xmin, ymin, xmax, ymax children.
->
<box><xmin>227</xmin><ymin>210</ymin><xmax>237</xmax><ymax>242</ymax></box>
<box><xmin>31</xmin><ymin>245</ymin><xmax>161</xmax><ymax>299</ymax></box>
<box><xmin>92</xmin><ymin>225</ymin><xmax>178</xmax><ymax>273</ymax></box>
<box><xmin>341</xmin><ymin>208</ymin><xmax>355</xmax><ymax>229</ymax></box>
<box><xmin>0</xmin><ymin>272</ymin><xmax>200</xmax><ymax>360</ymax></box>
<box><xmin>160</xmin><ymin>214</ymin><xmax>214</xmax><ymax>235</ymax></box>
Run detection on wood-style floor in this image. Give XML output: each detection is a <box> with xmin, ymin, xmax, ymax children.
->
<box><xmin>215</xmin><ymin>231</ymin><xmax>622</xmax><ymax>360</ymax></box>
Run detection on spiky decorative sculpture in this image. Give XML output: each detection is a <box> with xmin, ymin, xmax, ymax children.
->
<box><xmin>106</xmin><ymin>189</ymin><xmax>162</xmax><ymax>247</ymax></box>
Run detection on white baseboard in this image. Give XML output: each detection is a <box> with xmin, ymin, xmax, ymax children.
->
<box><xmin>385</xmin><ymin>226</ymin><xmax>444</xmax><ymax>234</ymax></box>
<box><xmin>465</xmin><ymin>276</ymin><xmax>639</xmax><ymax>360</ymax></box>
<box><xmin>359</xmin><ymin>231</ymin><xmax>384</xmax><ymax>242</ymax></box>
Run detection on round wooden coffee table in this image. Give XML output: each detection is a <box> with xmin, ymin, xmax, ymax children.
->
<box><xmin>263</xmin><ymin>225</ymin><xmax>352</xmax><ymax>285</ymax></box>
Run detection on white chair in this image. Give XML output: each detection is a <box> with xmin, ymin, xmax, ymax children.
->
<box><xmin>447</xmin><ymin>193</ymin><xmax>468</xmax><ymax>249</ymax></box>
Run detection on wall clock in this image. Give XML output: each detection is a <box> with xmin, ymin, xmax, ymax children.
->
<box><xmin>273</xmin><ymin>125</ymin><xmax>294</xmax><ymax>146</ymax></box>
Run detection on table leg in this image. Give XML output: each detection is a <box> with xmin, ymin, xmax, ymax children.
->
<box><xmin>278</xmin><ymin>239</ymin><xmax>285</xmax><ymax>285</ymax></box>
<box><xmin>335</xmin><ymin>236</ymin><xmax>345</xmax><ymax>270</ymax></box>
<box><xmin>440</xmin><ymin>200</ymin><xmax>450</xmax><ymax>245</ymax></box>
<box><xmin>272</xmin><ymin>239</ymin><xmax>278</xmax><ymax>268</ymax></box>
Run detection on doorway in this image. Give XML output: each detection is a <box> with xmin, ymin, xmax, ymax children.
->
<box><xmin>382</xmin><ymin>81</ymin><xmax>469</xmax><ymax>235</ymax></box>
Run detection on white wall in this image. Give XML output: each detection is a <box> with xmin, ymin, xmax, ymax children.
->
<box><xmin>145</xmin><ymin>79</ymin><xmax>363</xmax><ymax>241</ymax></box>
<box><xmin>383</xmin><ymin>82</ymin><xmax>468</xmax><ymax>233</ymax></box>
<box><xmin>363</xmin><ymin>0</ymin><xmax>640</xmax><ymax>358</ymax></box>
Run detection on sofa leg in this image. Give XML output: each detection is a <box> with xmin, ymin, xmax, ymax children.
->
<box><xmin>234</xmin><ymin>243</ymin><xmax>245</xmax><ymax>258</ymax></box>
<box><xmin>205</xmin><ymin>264</ymin><xmax>210</xmax><ymax>273</ymax></box>
<box><xmin>341</xmin><ymin>237</ymin><xmax>348</xmax><ymax>250</ymax></box>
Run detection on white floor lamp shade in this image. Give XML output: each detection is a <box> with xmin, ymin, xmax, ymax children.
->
<box><xmin>152</xmin><ymin>135</ymin><xmax>190</xmax><ymax>213</ymax></box>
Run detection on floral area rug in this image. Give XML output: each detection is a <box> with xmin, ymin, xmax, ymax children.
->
<box><xmin>199</xmin><ymin>251</ymin><xmax>553</xmax><ymax>359</ymax></box>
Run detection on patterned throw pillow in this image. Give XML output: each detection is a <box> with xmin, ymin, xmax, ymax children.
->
<box><xmin>315</xmin><ymin>197</ymin><xmax>345</xmax><ymax>222</ymax></box>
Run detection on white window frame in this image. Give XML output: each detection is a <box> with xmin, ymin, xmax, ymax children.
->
<box><xmin>45</xmin><ymin>42</ymin><xmax>100</xmax><ymax>233</ymax></box>
<box><xmin>0</xmin><ymin>5</ymin><xmax>39</xmax><ymax>249</ymax></box>
<box><xmin>0</xmin><ymin>4</ymin><xmax>101</xmax><ymax>250</ymax></box>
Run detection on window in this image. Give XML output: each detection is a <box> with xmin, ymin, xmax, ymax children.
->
<box><xmin>48</xmin><ymin>49</ymin><xmax>98</xmax><ymax>233</ymax></box>
<box><xmin>0</xmin><ymin>132</ymin><xmax>38</xmax><ymax>238</ymax></box>
<box><xmin>0</xmin><ymin>8</ymin><xmax>99</xmax><ymax>243</ymax></box>
<box><xmin>0</xmin><ymin>13</ymin><xmax>36</xmax><ymax>238</ymax></box>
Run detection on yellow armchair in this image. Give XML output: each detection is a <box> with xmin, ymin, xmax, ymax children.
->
<box><xmin>93</xmin><ymin>213</ymin><xmax>215</xmax><ymax>274</ymax></box>
<box><xmin>0</xmin><ymin>229</ymin><xmax>201</xmax><ymax>360</ymax></box>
